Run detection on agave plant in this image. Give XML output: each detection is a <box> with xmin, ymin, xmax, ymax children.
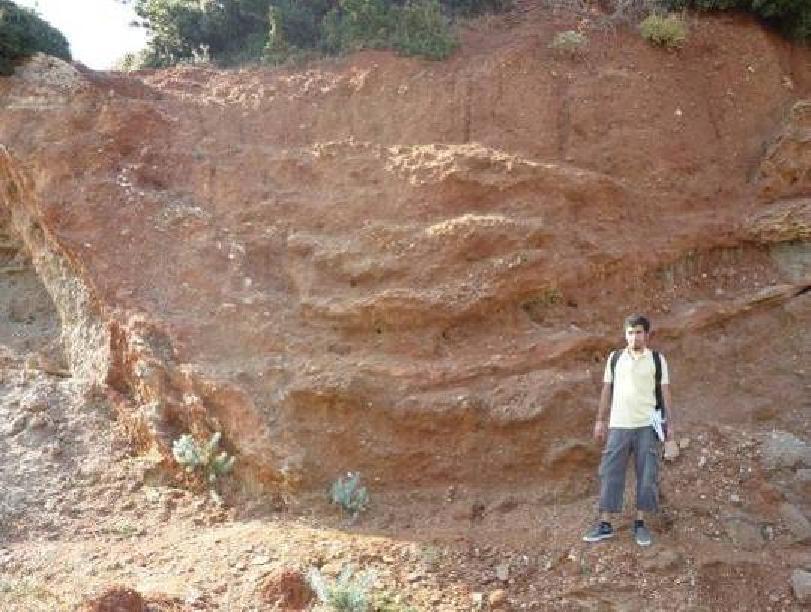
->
<box><xmin>330</xmin><ymin>472</ymin><xmax>369</xmax><ymax>518</ymax></box>
<box><xmin>307</xmin><ymin>565</ymin><xmax>377</xmax><ymax>612</ymax></box>
<box><xmin>172</xmin><ymin>431</ymin><xmax>235</xmax><ymax>484</ymax></box>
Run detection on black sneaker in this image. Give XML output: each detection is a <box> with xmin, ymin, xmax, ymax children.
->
<box><xmin>583</xmin><ymin>521</ymin><xmax>614</xmax><ymax>542</ymax></box>
<box><xmin>634</xmin><ymin>523</ymin><xmax>652</xmax><ymax>547</ymax></box>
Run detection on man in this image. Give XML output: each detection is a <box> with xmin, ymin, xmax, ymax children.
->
<box><xmin>583</xmin><ymin>314</ymin><xmax>674</xmax><ymax>547</ymax></box>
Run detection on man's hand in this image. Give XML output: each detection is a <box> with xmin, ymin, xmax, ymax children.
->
<box><xmin>593</xmin><ymin>420</ymin><xmax>607</xmax><ymax>443</ymax></box>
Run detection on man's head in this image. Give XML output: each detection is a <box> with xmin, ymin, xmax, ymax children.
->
<box><xmin>624</xmin><ymin>314</ymin><xmax>651</xmax><ymax>351</ymax></box>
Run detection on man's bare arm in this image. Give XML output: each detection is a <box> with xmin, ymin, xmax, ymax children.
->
<box><xmin>593</xmin><ymin>382</ymin><xmax>612</xmax><ymax>442</ymax></box>
<box><xmin>597</xmin><ymin>383</ymin><xmax>611</xmax><ymax>422</ymax></box>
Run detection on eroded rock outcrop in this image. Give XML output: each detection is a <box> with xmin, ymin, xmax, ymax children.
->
<box><xmin>759</xmin><ymin>101</ymin><xmax>811</xmax><ymax>202</ymax></box>
<box><xmin>1</xmin><ymin>19</ymin><xmax>809</xmax><ymax>494</ymax></box>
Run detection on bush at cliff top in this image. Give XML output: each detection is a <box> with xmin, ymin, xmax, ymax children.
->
<box><xmin>443</xmin><ymin>0</ymin><xmax>511</xmax><ymax>16</ymax></box>
<box><xmin>663</xmin><ymin>0</ymin><xmax>811</xmax><ymax>40</ymax></box>
<box><xmin>123</xmin><ymin>0</ymin><xmax>497</xmax><ymax>69</ymax></box>
<box><xmin>0</xmin><ymin>0</ymin><xmax>71</xmax><ymax>75</ymax></box>
<box><xmin>549</xmin><ymin>30</ymin><xmax>588</xmax><ymax>57</ymax></box>
<box><xmin>640</xmin><ymin>14</ymin><xmax>688</xmax><ymax>47</ymax></box>
<box><xmin>319</xmin><ymin>0</ymin><xmax>457</xmax><ymax>60</ymax></box>
<box><xmin>394</xmin><ymin>0</ymin><xmax>458</xmax><ymax>59</ymax></box>
<box><xmin>320</xmin><ymin>0</ymin><xmax>399</xmax><ymax>54</ymax></box>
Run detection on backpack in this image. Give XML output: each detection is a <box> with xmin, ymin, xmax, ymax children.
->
<box><xmin>609</xmin><ymin>349</ymin><xmax>664</xmax><ymax>418</ymax></box>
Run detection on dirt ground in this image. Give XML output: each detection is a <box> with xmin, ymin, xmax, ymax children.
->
<box><xmin>1</xmin><ymin>348</ymin><xmax>809</xmax><ymax>610</ymax></box>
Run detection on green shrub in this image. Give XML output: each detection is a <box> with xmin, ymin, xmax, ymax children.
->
<box><xmin>394</xmin><ymin>0</ymin><xmax>458</xmax><ymax>60</ymax></box>
<box><xmin>115</xmin><ymin>51</ymin><xmax>142</xmax><ymax>72</ymax></box>
<box><xmin>172</xmin><ymin>431</ymin><xmax>235</xmax><ymax>485</ymax></box>
<box><xmin>307</xmin><ymin>565</ymin><xmax>377</xmax><ymax>612</ymax></box>
<box><xmin>322</xmin><ymin>0</ymin><xmax>397</xmax><ymax>54</ymax></box>
<box><xmin>661</xmin><ymin>0</ymin><xmax>811</xmax><ymax>41</ymax></box>
<box><xmin>741</xmin><ymin>0</ymin><xmax>811</xmax><ymax>39</ymax></box>
<box><xmin>600</xmin><ymin>0</ymin><xmax>670</xmax><ymax>23</ymax></box>
<box><xmin>322</xmin><ymin>0</ymin><xmax>457</xmax><ymax>59</ymax></box>
<box><xmin>549</xmin><ymin>30</ymin><xmax>588</xmax><ymax>56</ymax></box>
<box><xmin>129</xmin><ymin>0</ymin><xmax>495</xmax><ymax>68</ymax></box>
<box><xmin>0</xmin><ymin>0</ymin><xmax>71</xmax><ymax>76</ymax></box>
<box><xmin>330</xmin><ymin>472</ymin><xmax>369</xmax><ymax>518</ymax></box>
<box><xmin>443</xmin><ymin>0</ymin><xmax>511</xmax><ymax>16</ymax></box>
<box><xmin>263</xmin><ymin>0</ymin><xmax>336</xmax><ymax>62</ymax></box>
<box><xmin>639</xmin><ymin>14</ymin><xmax>688</xmax><ymax>47</ymax></box>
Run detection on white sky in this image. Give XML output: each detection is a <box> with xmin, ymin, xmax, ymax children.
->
<box><xmin>16</xmin><ymin>0</ymin><xmax>148</xmax><ymax>70</ymax></box>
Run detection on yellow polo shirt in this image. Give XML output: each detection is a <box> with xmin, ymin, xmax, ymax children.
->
<box><xmin>603</xmin><ymin>348</ymin><xmax>669</xmax><ymax>428</ymax></box>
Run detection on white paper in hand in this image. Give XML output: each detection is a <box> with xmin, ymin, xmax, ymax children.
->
<box><xmin>650</xmin><ymin>409</ymin><xmax>666</xmax><ymax>442</ymax></box>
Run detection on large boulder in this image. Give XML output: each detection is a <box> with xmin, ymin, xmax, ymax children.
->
<box><xmin>761</xmin><ymin>431</ymin><xmax>811</xmax><ymax>471</ymax></box>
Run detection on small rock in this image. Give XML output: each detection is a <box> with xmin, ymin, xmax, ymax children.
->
<box><xmin>471</xmin><ymin>592</ymin><xmax>484</xmax><ymax>606</ymax></box>
<box><xmin>724</xmin><ymin>517</ymin><xmax>763</xmax><ymax>550</ymax></box>
<box><xmin>22</xmin><ymin>399</ymin><xmax>48</xmax><ymax>413</ymax></box>
<box><xmin>184</xmin><ymin>589</ymin><xmax>205</xmax><ymax>607</ymax></box>
<box><xmin>259</xmin><ymin>567</ymin><xmax>314</xmax><ymax>610</ymax></box>
<box><xmin>471</xmin><ymin>502</ymin><xmax>486</xmax><ymax>522</ymax></box>
<box><xmin>792</xmin><ymin>569</ymin><xmax>811</xmax><ymax>603</ymax></box>
<box><xmin>761</xmin><ymin>431</ymin><xmax>811</xmax><ymax>470</ymax></box>
<box><xmin>730</xmin><ymin>493</ymin><xmax>742</xmax><ymax>506</ymax></box>
<box><xmin>28</xmin><ymin>413</ymin><xmax>50</xmax><ymax>430</ymax></box>
<box><xmin>495</xmin><ymin>563</ymin><xmax>509</xmax><ymax>581</ymax></box>
<box><xmin>780</xmin><ymin>503</ymin><xmax>811</xmax><ymax>542</ymax></box>
<box><xmin>7</xmin><ymin>415</ymin><xmax>27</xmax><ymax>436</ymax></box>
<box><xmin>488</xmin><ymin>589</ymin><xmax>508</xmax><ymax>609</ymax></box>
<box><xmin>664</xmin><ymin>440</ymin><xmax>680</xmax><ymax>461</ymax></box>
<box><xmin>82</xmin><ymin>586</ymin><xmax>145</xmax><ymax>611</ymax></box>
<box><xmin>251</xmin><ymin>555</ymin><xmax>271</xmax><ymax>566</ymax></box>
<box><xmin>641</xmin><ymin>549</ymin><xmax>683</xmax><ymax>572</ymax></box>
<box><xmin>788</xmin><ymin>551</ymin><xmax>811</xmax><ymax>569</ymax></box>
<box><xmin>406</xmin><ymin>571</ymin><xmax>423</xmax><ymax>583</ymax></box>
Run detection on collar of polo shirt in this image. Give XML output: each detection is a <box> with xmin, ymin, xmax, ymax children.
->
<box><xmin>627</xmin><ymin>346</ymin><xmax>649</xmax><ymax>360</ymax></box>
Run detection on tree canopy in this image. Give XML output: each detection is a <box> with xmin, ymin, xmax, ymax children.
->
<box><xmin>120</xmin><ymin>0</ymin><xmax>508</xmax><ymax>69</ymax></box>
<box><xmin>665</xmin><ymin>0</ymin><xmax>811</xmax><ymax>39</ymax></box>
<box><xmin>120</xmin><ymin>0</ymin><xmax>810</xmax><ymax>71</ymax></box>
<box><xmin>0</xmin><ymin>0</ymin><xmax>71</xmax><ymax>75</ymax></box>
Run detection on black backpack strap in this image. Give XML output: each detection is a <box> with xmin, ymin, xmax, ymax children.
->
<box><xmin>652</xmin><ymin>350</ymin><xmax>664</xmax><ymax>417</ymax></box>
<box><xmin>608</xmin><ymin>349</ymin><xmax>622</xmax><ymax>404</ymax></box>
<box><xmin>609</xmin><ymin>349</ymin><xmax>622</xmax><ymax>383</ymax></box>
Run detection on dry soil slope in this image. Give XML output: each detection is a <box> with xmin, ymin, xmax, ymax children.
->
<box><xmin>0</xmin><ymin>11</ymin><xmax>808</xmax><ymax>493</ymax></box>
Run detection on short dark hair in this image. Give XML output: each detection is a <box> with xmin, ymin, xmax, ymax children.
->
<box><xmin>624</xmin><ymin>314</ymin><xmax>650</xmax><ymax>332</ymax></box>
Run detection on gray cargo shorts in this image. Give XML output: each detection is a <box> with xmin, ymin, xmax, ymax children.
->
<box><xmin>598</xmin><ymin>426</ymin><xmax>660</xmax><ymax>513</ymax></box>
